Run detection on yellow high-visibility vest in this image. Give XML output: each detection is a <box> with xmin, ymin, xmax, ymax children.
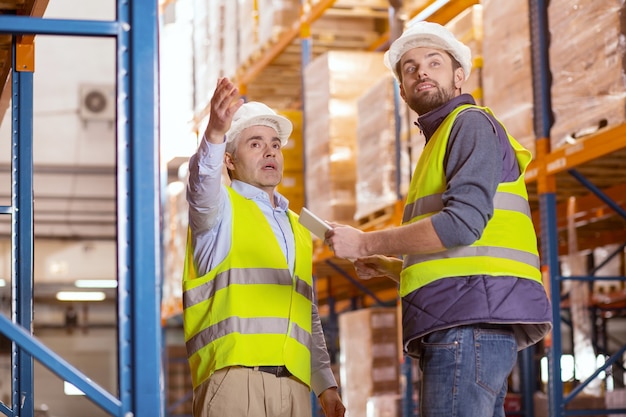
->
<box><xmin>400</xmin><ymin>105</ymin><xmax>542</xmax><ymax>297</ymax></box>
<box><xmin>183</xmin><ymin>187</ymin><xmax>313</xmax><ymax>389</ymax></box>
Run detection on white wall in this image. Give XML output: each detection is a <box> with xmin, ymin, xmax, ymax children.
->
<box><xmin>34</xmin><ymin>328</ymin><xmax>118</xmax><ymax>417</ymax></box>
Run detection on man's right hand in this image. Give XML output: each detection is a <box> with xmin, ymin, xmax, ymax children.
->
<box><xmin>202</xmin><ymin>77</ymin><xmax>244</xmax><ymax>144</ymax></box>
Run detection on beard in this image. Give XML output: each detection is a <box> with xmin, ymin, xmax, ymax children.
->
<box><xmin>405</xmin><ymin>77</ymin><xmax>457</xmax><ymax>116</ymax></box>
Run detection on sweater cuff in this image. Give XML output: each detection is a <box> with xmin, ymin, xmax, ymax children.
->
<box><xmin>310</xmin><ymin>366</ymin><xmax>338</xmax><ymax>397</ymax></box>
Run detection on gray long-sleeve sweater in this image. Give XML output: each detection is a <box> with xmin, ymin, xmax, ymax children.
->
<box><xmin>416</xmin><ymin>94</ymin><xmax>520</xmax><ymax>248</ymax></box>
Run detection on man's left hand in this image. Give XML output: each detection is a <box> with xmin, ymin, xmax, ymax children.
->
<box><xmin>319</xmin><ymin>387</ymin><xmax>346</xmax><ymax>417</ymax></box>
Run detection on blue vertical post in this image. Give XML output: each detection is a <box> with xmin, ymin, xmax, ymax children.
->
<box><xmin>528</xmin><ymin>0</ymin><xmax>559</xmax><ymax>416</ymax></box>
<box><xmin>12</xmin><ymin>38</ymin><xmax>35</xmax><ymax>417</ymax></box>
<box><xmin>520</xmin><ymin>346</ymin><xmax>536</xmax><ymax>417</ymax></box>
<box><xmin>117</xmin><ymin>0</ymin><xmax>163</xmax><ymax>415</ymax></box>
<box><xmin>0</xmin><ymin>2</ymin><xmax>163</xmax><ymax>415</ymax></box>
<box><xmin>541</xmin><ymin>193</ymin><xmax>562</xmax><ymax>417</ymax></box>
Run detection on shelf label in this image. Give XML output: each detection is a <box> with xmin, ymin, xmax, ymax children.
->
<box><xmin>565</xmin><ymin>142</ymin><xmax>584</xmax><ymax>155</ymax></box>
<box><xmin>547</xmin><ymin>157</ymin><xmax>566</xmax><ymax>173</ymax></box>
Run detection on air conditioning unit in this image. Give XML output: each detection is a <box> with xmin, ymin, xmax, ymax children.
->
<box><xmin>79</xmin><ymin>84</ymin><xmax>115</xmax><ymax>121</ymax></box>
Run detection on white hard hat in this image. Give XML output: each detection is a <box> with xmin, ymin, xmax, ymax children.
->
<box><xmin>383</xmin><ymin>21</ymin><xmax>472</xmax><ymax>81</ymax></box>
<box><xmin>225</xmin><ymin>101</ymin><xmax>293</xmax><ymax>146</ymax></box>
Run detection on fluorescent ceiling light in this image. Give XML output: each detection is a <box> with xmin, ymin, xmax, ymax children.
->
<box><xmin>56</xmin><ymin>291</ymin><xmax>106</xmax><ymax>302</ymax></box>
<box><xmin>74</xmin><ymin>279</ymin><xmax>117</xmax><ymax>288</ymax></box>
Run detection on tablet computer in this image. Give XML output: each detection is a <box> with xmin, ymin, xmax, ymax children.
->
<box><xmin>298</xmin><ymin>207</ymin><xmax>331</xmax><ymax>240</ymax></box>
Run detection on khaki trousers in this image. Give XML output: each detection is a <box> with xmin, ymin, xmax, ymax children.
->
<box><xmin>192</xmin><ymin>366</ymin><xmax>312</xmax><ymax>417</ymax></box>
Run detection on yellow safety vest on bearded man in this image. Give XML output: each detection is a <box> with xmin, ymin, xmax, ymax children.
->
<box><xmin>182</xmin><ymin>186</ymin><xmax>314</xmax><ymax>389</ymax></box>
<box><xmin>400</xmin><ymin>104</ymin><xmax>542</xmax><ymax>297</ymax></box>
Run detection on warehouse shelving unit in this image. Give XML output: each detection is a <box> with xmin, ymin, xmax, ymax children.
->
<box><xmin>0</xmin><ymin>1</ymin><xmax>163</xmax><ymax>416</ymax></box>
<box><xmin>528</xmin><ymin>2</ymin><xmax>626</xmax><ymax>417</ymax></box>
<box><xmin>227</xmin><ymin>2</ymin><xmax>626</xmax><ymax>417</ymax></box>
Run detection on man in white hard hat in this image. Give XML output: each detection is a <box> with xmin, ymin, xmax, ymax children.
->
<box><xmin>183</xmin><ymin>77</ymin><xmax>345</xmax><ymax>417</ymax></box>
<box><xmin>326</xmin><ymin>21</ymin><xmax>552</xmax><ymax>417</ymax></box>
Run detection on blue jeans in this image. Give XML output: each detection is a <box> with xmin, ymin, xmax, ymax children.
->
<box><xmin>417</xmin><ymin>325</ymin><xmax>517</xmax><ymax>417</ymax></box>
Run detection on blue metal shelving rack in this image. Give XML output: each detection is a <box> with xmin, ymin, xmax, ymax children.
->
<box><xmin>529</xmin><ymin>1</ymin><xmax>626</xmax><ymax>416</ymax></box>
<box><xmin>0</xmin><ymin>1</ymin><xmax>163</xmax><ymax>416</ymax></box>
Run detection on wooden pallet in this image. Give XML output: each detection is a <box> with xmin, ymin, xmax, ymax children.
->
<box><xmin>355</xmin><ymin>204</ymin><xmax>397</xmax><ymax>230</ymax></box>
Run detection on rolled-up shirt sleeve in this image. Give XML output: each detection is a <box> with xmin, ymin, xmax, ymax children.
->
<box><xmin>310</xmin><ymin>303</ymin><xmax>338</xmax><ymax>396</ymax></box>
<box><xmin>430</xmin><ymin>109</ymin><xmax>502</xmax><ymax>248</ymax></box>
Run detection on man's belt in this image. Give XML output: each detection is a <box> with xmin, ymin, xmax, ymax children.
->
<box><xmin>246</xmin><ymin>365</ymin><xmax>292</xmax><ymax>378</ymax></box>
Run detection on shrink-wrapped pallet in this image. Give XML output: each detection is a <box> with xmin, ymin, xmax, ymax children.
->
<box><xmin>592</xmin><ymin>243</ymin><xmax>624</xmax><ymax>294</ymax></box>
<box><xmin>162</xmin><ymin>180</ymin><xmax>188</xmax><ymax>319</ymax></box>
<box><xmin>339</xmin><ymin>307</ymin><xmax>402</xmax><ymax>417</ymax></box>
<box><xmin>303</xmin><ymin>51</ymin><xmax>388</xmax><ymax>223</ymax></box>
<box><xmin>407</xmin><ymin>106</ymin><xmax>426</xmax><ymax>175</ymax></box>
<box><xmin>166</xmin><ymin>345</ymin><xmax>193</xmax><ymax>415</ymax></box>
<box><xmin>445</xmin><ymin>4</ymin><xmax>484</xmax><ymax>104</ymax></box>
<box><xmin>238</xmin><ymin>0</ymin><xmax>300</xmax><ymax>71</ymax></box>
<box><xmin>273</xmin><ymin>0</ymin><xmax>300</xmax><ymax>36</ymax></box>
<box><xmin>355</xmin><ymin>75</ymin><xmax>410</xmax><ymax>221</ymax></box>
<box><xmin>482</xmin><ymin>0</ymin><xmax>535</xmax><ymax>157</ymax></box>
<box><xmin>277</xmin><ymin>110</ymin><xmax>305</xmax><ymax>213</ymax></box>
<box><xmin>238</xmin><ymin>0</ymin><xmax>258</xmax><ymax>65</ymax></box>
<box><xmin>548</xmin><ymin>0</ymin><xmax>626</xmax><ymax>150</ymax></box>
<box><xmin>367</xmin><ymin>394</ymin><xmax>402</xmax><ymax>417</ymax></box>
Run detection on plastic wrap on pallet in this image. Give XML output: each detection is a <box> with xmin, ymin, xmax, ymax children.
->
<box><xmin>548</xmin><ymin>0</ymin><xmax>626</xmax><ymax>150</ymax></box>
<box><xmin>339</xmin><ymin>307</ymin><xmax>402</xmax><ymax>417</ymax></box>
<box><xmin>407</xmin><ymin>106</ymin><xmax>426</xmax><ymax>174</ymax></box>
<box><xmin>481</xmin><ymin>0</ymin><xmax>535</xmax><ymax>158</ymax></box>
<box><xmin>238</xmin><ymin>0</ymin><xmax>258</xmax><ymax>65</ymax></box>
<box><xmin>592</xmin><ymin>243</ymin><xmax>624</xmax><ymax>295</ymax></box>
<box><xmin>257</xmin><ymin>0</ymin><xmax>276</xmax><ymax>47</ymax></box>
<box><xmin>354</xmin><ymin>74</ymin><xmax>410</xmax><ymax>221</ymax></box>
<box><xmin>445</xmin><ymin>4</ymin><xmax>483</xmax><ymax>105</ymax></box>
<box><xmin>273</xmin><ymin>0</ymin><xmax>300</xmax><ymax>36</ymax></box>
<box><xmin>303</xmin><ymin>51</ymin><xmax>388</xmax><ymax>223</ymax></box>
<box><xmin>563</xmin><ymin>197</ymin><xmax>601</xmax><ymax>396</ymax></box>
<box><xmin>366</xmin><ymin>394</ymin><xmax>402</xmax><ymax>417</ymax></box>
<box><xmin>277</xmin><ymin>110</ymin><xmax>305</xmax><ymax>213</ymax></box>
<box><xmin>162</xmin><ymin>180</ymin><xmax>188</xmax><ymax>319</ymax></box>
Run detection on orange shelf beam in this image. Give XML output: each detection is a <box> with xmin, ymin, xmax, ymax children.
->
<box><xmin>526</xmin><ymin>123</ymin><xmax>626</xmax><ymax>182</ymax></box>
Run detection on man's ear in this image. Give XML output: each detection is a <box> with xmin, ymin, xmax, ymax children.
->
<box><xmin>454</xmin><ymin>67</ymin><xmax>465</xmax><ymax>89</ymax></box>
<box><xmin>399</xmin><ymin>83</ymin><xmax>407</xmax><ymax>103</ymax></box>
<box><xmin>224</xmin><ymin>152</ymin><xmax>235</xmax><ymax>171</ymax></box>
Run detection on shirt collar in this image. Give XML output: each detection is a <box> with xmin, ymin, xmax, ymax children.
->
<box><xmin>230</xmin><ymin>180</ymin><xmax>289</xmax><ymax>212</ymax></box>
<box><xmin>416</xmin><ymin>93</ymin><xmax>476</xmax><ymax>143</ymax></box>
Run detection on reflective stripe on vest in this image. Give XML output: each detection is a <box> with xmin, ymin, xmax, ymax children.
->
<box><xmin>400</xmin><ymin>105</ymin><xmax>542</xmax><ymax>297</ymax></box>
<box><xmin>403</xmin><ymin>191</ymin><xmax>532</xmax><ymax>224</ymax></box>
<box><xmin>183</xmin><ymin>267</ymin><xmax>313</xmax><ymax>309</ymax></box>
<box><xmin>182</xmin><ymin>186</ymin><xmax>313</xmax><ymax>388</ymax></box>
<box><xmin>185</xmin><ymin>316</ymin><xmax>312</xmax><ymax>357</ymax></box>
